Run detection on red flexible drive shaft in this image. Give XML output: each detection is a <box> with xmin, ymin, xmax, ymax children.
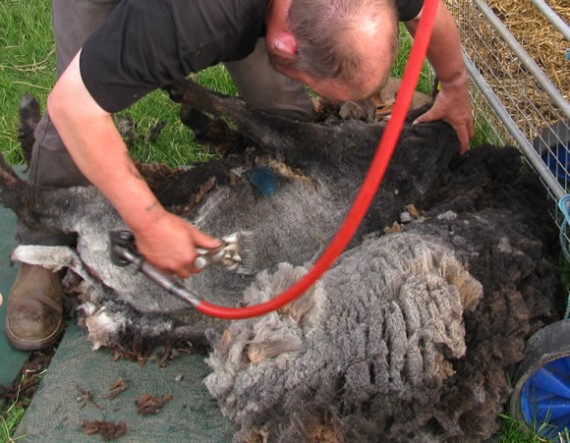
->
<box><xmin>197</xmin><ymin>0</ymin><xmax>441</xmax><ymax>318</ymax></box>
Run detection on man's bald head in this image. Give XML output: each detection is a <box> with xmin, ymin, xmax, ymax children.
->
<box><xmin>267</xmin><ymin>0</ymin><xmax>399</xmax><ymax>101</ymax></box>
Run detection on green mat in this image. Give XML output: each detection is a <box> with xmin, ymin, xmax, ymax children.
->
<box><xmin>0</xmin><ymin>203</ymin><xmax>30</xmax><ymax>406</ymax></box>
<box><xmin>15</xmin><ymin>324</ymin><xmax>236</xmax><ymax>442</ymax></box>
<box><xmin>0</xmin><ymin>165</ymin><xmax>234</xmax><ymax>440</ymax></box>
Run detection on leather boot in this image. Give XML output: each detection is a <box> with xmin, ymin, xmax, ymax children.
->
<box><xmin>5</xmin><ymin>263</ymin><xmax>64</xmax><ymax>351</ymax></box>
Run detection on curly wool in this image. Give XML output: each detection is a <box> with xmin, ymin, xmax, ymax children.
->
<box><xmin>206</xmin><ymin>233</ymin><xmax>482</xmax><ymax>442</ymax></box>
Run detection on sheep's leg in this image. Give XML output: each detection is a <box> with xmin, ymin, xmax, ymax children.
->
<box><xmin>0</xmin><ymin>152</ymin><xmax>44</xmax><ymax>230</ymax></box>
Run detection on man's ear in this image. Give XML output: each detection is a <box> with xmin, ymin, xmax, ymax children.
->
<box><xmin>269</xmin><ymin>30</ymin><xmax>297</xmax><ymax>58</ymax></box>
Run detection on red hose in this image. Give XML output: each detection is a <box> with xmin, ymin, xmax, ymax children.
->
<box><xmin>197</xmin><ymin>0</ymin><xmax>440</xmax><ymax>319</ymax></box>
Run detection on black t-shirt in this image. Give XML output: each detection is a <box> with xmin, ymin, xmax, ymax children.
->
<box><xmin>80</xmin><ymin>0</ymin><xmax>424</xmax><ymax>113</ymax></box>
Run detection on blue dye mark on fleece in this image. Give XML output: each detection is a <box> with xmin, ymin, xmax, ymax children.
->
<box><xmin>248</xmin><ymin>166</ymin><xmax>278</xmax><ymax>196</ymax></box>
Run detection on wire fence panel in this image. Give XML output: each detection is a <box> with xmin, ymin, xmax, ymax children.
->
<box><xmin>445</xmin><ymin>0</ymin><xmax>570</xmax><ymax>231</ymax></box>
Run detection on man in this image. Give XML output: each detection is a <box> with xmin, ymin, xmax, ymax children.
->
<box><xmin>6</xmin><ymin>0</ymin><xmax>472</xmax><ymax>350</ymax></box>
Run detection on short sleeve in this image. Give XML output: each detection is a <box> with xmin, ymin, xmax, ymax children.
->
<box><xmin>395</xmin><ymin>0</ymin><xmax>424</xmax><ymax>21</ymax></box>
<box><xmin>80</xmin><ymin>0</ymin><xmax>265</xmax><ymax>113</ymax></box>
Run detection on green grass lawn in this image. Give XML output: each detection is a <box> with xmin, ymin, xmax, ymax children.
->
<box><xmin>0</xmin><ymin>2</ymin><xmax>557</xmax><ymax>443</ymax></box>
<box><xmin>1</xmin><ymin>1</ymin><xmax>53</xmax><ymax>165</ymax></box>
<box><xmin>0</xmin><ymin>1</ymin><xmax>238</xmax><ymax>168</ymax></box>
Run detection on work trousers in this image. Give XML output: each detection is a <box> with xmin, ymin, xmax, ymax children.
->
<box><xmin>18</xmin><ymin>0</ymin><xmax>313</xmax><ymax>246</ymax></box>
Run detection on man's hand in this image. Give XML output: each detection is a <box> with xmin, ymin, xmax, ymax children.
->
<box><xmin>133</xmin><ymin>211</ymin><xmax>221</xmax><ymax>279</ymax></box>
<box><xmin>412</xmin><ymin>81</ymin><xmax>473</xmax><ymax>154</ymax></box>
<box><xmin>405</xmin><ymin>0</ymin><xmax>473</xmax><ymax>154</ymax></box>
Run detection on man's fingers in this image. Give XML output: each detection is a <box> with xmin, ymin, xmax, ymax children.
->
<box><xmin>190</xmin><ymin>225</ymin><xmax>221</xmax><ymax>250</ymax></box>
<box><xmin>176</xmin><ymin>267</ymin><xmax>194</xmax><ymax>279</ymax></box>
<box><xmin>413</xmin><ymin>109</ymin><xmax>471</xmax><ymax>153</ymax></box>
<box><xmin>413</xmin><ymin>108</ymin><xmax>438</xmax><ymax>125</ymax></box>
<box><xmin>455</xmin><ymin>125</ymin><xmax>470</xmax><ymax>154</ymax></box>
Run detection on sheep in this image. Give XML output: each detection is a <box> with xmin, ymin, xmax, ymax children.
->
<box><xmin>0</xmin><ymin>80</ymin><xmax>562</xmax><ymax>441</ymax></box>
<box><xmin>203</xmin><ymin>143</ymin><xmax>562</xmax><ymax>441</ymax></box>
<box><xmin>0</xmin><ymin>80</ymin><xmax>459</xmax><ymax>348</ymax></box>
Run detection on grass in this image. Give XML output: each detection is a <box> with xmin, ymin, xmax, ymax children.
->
<box><xmin>0</xmin><ymin>1</ymin><xmax>235</xmax><ymax>167</ymax></box>
<box><xmin>0</xmin><ymin>1</ymin><xmax>54</xmax><ymax>165</ymax></box>
<box><xmin>0</xmin><ymin>2</ymin><xmax>550</xmax><ymax>443</ymax></box>
<box><xmin>500</xmin><ymin>411</ymin><xmax>570</xmax><ymax>443</ymax></box>
<box><xmin>393</xmin><ymin>23</ymin><xmax>436</xmax><ymax>96</ymax></box>
<box><xmin>499</xmin><ymin>413</ymin><xmax>548</xmax><ymax>443</ymax></box>
<box><xmin>0</xmin><ymin>366</ymin><xmax>38</xmax><ymax>443</ymax></box>
<box><xmin>0</xmin><ymin>399</ymin><xmax>27</xmax><ymax>443</ymax></box>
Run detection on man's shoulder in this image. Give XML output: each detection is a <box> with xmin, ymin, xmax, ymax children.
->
<box><xmin>79</xmin><ymin>0</ymin><xmax>269</xmax><ymax>113</ymax></box>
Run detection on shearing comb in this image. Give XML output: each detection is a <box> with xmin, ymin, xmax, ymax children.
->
<box><xmin>193</xmin><ymin>230</ymin><xmax>256</xmax><ymax>275</ymax></box>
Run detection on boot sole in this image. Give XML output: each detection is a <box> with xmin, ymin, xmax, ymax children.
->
<box><xmin>5</xmin><ymin>317</ymin><xmax>64</xmax><ymax>351</ymax></box>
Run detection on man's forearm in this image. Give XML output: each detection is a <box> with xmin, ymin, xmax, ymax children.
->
<box><xmin>47</xmin><ymin>51</ymin><xmax>167</xmax><ymax>235</ymax></box>
<box><xmin>404</xmin><ymin>0</ymin><xmax>473</xmax><ymax>152</ymax></box>
<box><xmin>405</xmin><ymin>0</ymin><xmax>467</xmax><ymax>91</ymax></box>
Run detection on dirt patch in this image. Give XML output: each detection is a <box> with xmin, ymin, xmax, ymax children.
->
<box><xmin>136</xmin><ymin>393</ymin><xmax>173</xmax><ymax>416</ymax></box>
<box><xmin>0</xmin><ymin>348</ymin><xmax>54</xmax><ymax>408</ymax></box>
<box><xmin>81</xmin><ymin>419</ymin><xmax>127</xmax><ymax>441</ymax></box>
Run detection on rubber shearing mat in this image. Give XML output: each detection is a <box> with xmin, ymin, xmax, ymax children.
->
<box><xmin>14</xmin><ymin>324</ymin><xmax>236</xmax><ymax>442</ymax></box>
<box><xmin>0</xmin><ymin>200</ymin><xmax>30</xmax><ymax>408</ymax></box>
<box><xmin>0</xmin><ymin>169</ymin><xmax>234</xmax><ymax>441</ymax></box>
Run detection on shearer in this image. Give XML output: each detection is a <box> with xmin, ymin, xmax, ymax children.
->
<box><xmin>5</xmin><ymin>0</ymin><xmax>472</xmax><ymax>350</ymax></box>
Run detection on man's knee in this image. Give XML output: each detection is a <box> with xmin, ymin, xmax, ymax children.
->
<box><xmin>224</xmin><ymin>39</ymin><xmax>314</xmax><ymax>119</ymax></box>
<box><xmin>52</xmin><ymin>0</ymin><xmax>121</xmax><ymax>74</ymax></box>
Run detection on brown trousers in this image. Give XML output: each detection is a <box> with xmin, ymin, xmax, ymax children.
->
<box><xmin>19</xmin><ymin>0</ymin><xmax>313</xmax><ymax>245</ymax></box>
